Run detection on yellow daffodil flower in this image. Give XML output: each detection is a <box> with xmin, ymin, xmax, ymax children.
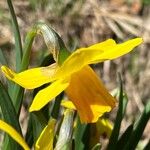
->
<box><xmin>0</xmin><ymin>119</ymin><xmax>55</xmax><ymax>150</ymax></box>
<box><xmin>61</xmin><ymin>101</ymin><xmax>113</xmax><ymax>148</ymax></box>
<box><xmin>1</xmin><ymin>38</ymin><xmax>142</xmax><ymax>123</ymax></box>
<box><xmin>62</xmin><ymin>100</ymin><xmax>113</xmax><ymax>137</ymax></box>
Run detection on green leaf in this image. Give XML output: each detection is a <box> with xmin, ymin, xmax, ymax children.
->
<box><xmin>107</xmin><ymin>74</ymin><xmax>128</xmax><ymax>150</ymax></box>
<box><xmin>25</xmin><ymin>110</ymin><xmax>48</xmax><ymax>148</ymax></box>
<box><xmin>0</xmin><ymin>81</ymin><xmax>22</xmax><ymax>150</ymax></box>
<box><xmin>51</xmin><ymin>93</ymin><xmax>64</xmax><ymax>119</ymax></box>
<box><xmin>123</xmin><ymin>100</ymin><xmax>150</xmax><ymax>150</ymax></box>
<box><xmin>7</xmin><ymin>0</ymin><xmax>22</xmax><ymax>71</ymax></box>
<box><xmin>116</xmin><ymin>124</ymin><xmax>133</xmax><ymax>149</ymax></box>
<box><xmin>74</xmin><ymin>116</ymin><xmax>90</xmax><ymax>150</ymax></box>
<box><xmin>9</xmin><ymin>27</ymin><xmax>37</xmax><ymax>114</ymax></box>
<box><xmin>21</xmin><ymin>27</ymin><xmax>37</xmax><ymax>71</ymax></box>
<box><xmin>143</xmin><ymin>0</ymin><xmax>150</xmax><ymax>5</ymax></box>
<box><xmin>91</xmin><ymin>143</ymin><xmax>101</xmax><ymax>150</ymax></box>
<box><xmin>25</xmin><ymin>113</ymin><xmax>44</xmax><ymax>147</ymax></box>
<box><xmin>25</xmin><ymin>116</ymin><xmax>34</xmax><ymax>148</ymax></box>
<box><xmin>0</xmin><ymin>49</ymin><xmax>8</xmax><ymax>65</ymax></box>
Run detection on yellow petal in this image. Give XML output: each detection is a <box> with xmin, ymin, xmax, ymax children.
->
<box><xmin>91</xmin><ymin>38</ymin><xmax>143</xmax><ymax>63</ymax></box>
<box><xmin>29</xmin><ymin>78</ymin><xmax>70</xmax><ymax>112</ymax></box>
<box><xmin>55</xmin><ymin>38</ymin><xmax>142</xmax><ymax>79</ymax></box>
<box><xmin>1</xmin><ymin>63</ymin><xmax>57</xmax><ymax>89</ymax></box>
<box><xmin>35</xmin><ymin>119</ymin><xmax>56</xmax><ymax>150</ymax></box>
<box><xmin>96</xmin><ymin>118</ymin><xmax>113</xmax><ymax>138</ymax></box>
<box><xmin>61</xmin><ymin>100</ymin><xmax>76</xmax><ymax>110</ymax></box>
<box><xmin>0</xmin><ymin>120</ymin><xmax>30</xmax><ymax>150</ymax></box>
<box><xmin>55</xmin><ymin>39</ymin><xmax>116</xmax><ymax>79</ymax></box>
<box><xmin>88</xmin><ymin>39</ymin><xmax>116</xmax><ymax>49</ymax></box>
<box><xmin>65</xmin><ymin>66</ymin><xmax>116</xmax><ymax>123</ymax></box>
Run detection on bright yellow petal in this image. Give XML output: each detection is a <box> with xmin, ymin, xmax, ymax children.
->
<box><xmin>61</xmin><ymin>100</ymin><xmax>76</xmax><ymax>110</ymax></box>
<box><xmin>55</xmin><ymin>38</ymin><xmax>142</xmax><ymax>79</ymax></box>
<box><xmin>35</xmin><ymin>119</ymin><xmax>56</xmax><ymax>150</ymax></box>
<box><xmin>29</xmin><ymin>78</ymin><xmax>70</xmax><ymax>112</ymax></box>
<box><xmin>0</xmin><ymin>120</ymin><xmax>30</xmax><ymax>150</ymax></box>
<box><xmin>1</xmin><ymin>63</ymin><xmax>57</xmax><ymax>89</ymax></box>
<box><xmin>54</xmin><ymin>39</ymin><xmax>116</xmax><ymax>79</ymax></box>
<box><xmin>88</xmin><ymin>39</ymin><xmax>116</xmax><ymax>49</ymax></box>
<box><xmin>65</xmin><ymin>66</ymin><xmax>116</xmax><ymax>123</ymax></box>
<box><xmin>90</xmin><ymin>38</ymin><xmax>143</xmax><ymax>63</ymax></box>
<box><xmin>96</xmin><ymin>118</ymin><xmax>113</xmax><ymax>138</ymax></box>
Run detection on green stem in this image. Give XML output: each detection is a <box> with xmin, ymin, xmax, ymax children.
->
<box><xmin>7</xmin><ymin>0</ymin><xmax>23</xmax><ymax>71</ymax></box>
<box><xmin>51</xmin><ymin>93</ymin><xmax>64</xmax><ymax>119</ymax></box>
<box><xmin>11</xmin><ymin>29</ymin><xmax>36</xmax><ymax>114</ymax></box>
<box><xmin>11</xmin><ymin>23</ymin><xmax>69</xmax><ymax>114</ymax></box>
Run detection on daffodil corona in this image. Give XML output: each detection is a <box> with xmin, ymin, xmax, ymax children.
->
<box><xmin>1</xmin><ymin>38</ymin><xmax>142</xmax><ymax>123</ymax></box>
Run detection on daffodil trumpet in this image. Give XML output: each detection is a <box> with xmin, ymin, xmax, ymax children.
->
<box><xmin>1</xmin><ymin>38</ymin><xmax>142</xmax><ymax>123</ymax></box>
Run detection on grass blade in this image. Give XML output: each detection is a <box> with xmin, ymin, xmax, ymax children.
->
<box><xmin>10</xmin><ymin>28</ymin><xmax>37</xmax><ymax>114</ymax></box>
<box><xmin>74</xmin><ymin>116</ymin><xmax>90</xmax><ymax>150</ymax></box>
<box><xmin>7</xmin><ymin>0</ymin><xmax>22</xmax><ymax>71</ymax></box>
<box><xmin>116</xmin><ymin>124</ymin><xmax>133</xmax><ymax>149</ymax></box>
<box><xmin>107</xmin><ymin>74</ymin><xmax>128</xmax><ymax>150</ymax></box>
<box><xmin>0</xmin><ymin>81</ymin><xmax>22</xmax><ymax>150</ymax></box>
<box><xmin>0</xmin><ymin>49</ymin><xmax>8</xmax><ymax>65</ymax></box>
<box><xmin>91</xmin><ymin>143</ymin><xmax>101</xmax><ymax>150</ymax></box>
<box><xmin>123</xmin><ymin>100</ymin><xmax>150</xmax><ymax>150</ymax></box>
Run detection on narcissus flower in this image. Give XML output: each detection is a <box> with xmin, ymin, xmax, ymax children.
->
<box><xmin>1</xmin><ymin>38</ymin><xmax>142</xmax><ymax>123</ymax></box>
<box><xmin>62</xmin><ymin>100</ymin><xmax>113</xmax><ymax>137</ymax></box>
<box><xmin>0</xmin><ymin>119</ymin><xmax>55</xmax><ymax>150</ymax></box>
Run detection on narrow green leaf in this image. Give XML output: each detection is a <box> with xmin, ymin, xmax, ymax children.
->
<box><xmin>0</xmin><ymin>49</ymin><xmax>8</xmax><ymax>65</ymax></box>
<box><xmin>107</xmin><ymin>74</ymin><xmax>128</xmax><ymax>150</ymax></box>
<box><xmin>7</xmin><ymin>0</ymin><xmax>22</xmax><ymax>71</ymax></box>
<box><xmin>10</xmin><ymin>28</ymin><xmax>37</xmax><ymax>114</ymax></box>
<box><xmin>123</xmin><ymin>100</ymin><xmax>150</xmax><ymax>150</ymax></box>
<box><xmin>21</xmin><ymin>27</ymin><xmax>37</xmax><ymax>71</ymax></box>
<box><xmin>91</xmin><ymin>143</ymin><xmax>101</xmax><ymax>150</ymax></box>
<box><xmin>32</xmin><ymin>113</ymin><xmax>45</xmax><ymax>143</ymax></box>
<box><xmin>116</xmin><ymin>124</ymin><xmax>133</xmax><ymax>149</ymax></box>
<box><xmin>74</xmin><ymin>116</ymin><xmax>90</xmax><ymax>150</ymax></box>
<box><xmin>25</xmin><ymin>116</ymin><xmax>34</xmax><ymax>148</ymax></box>
<box><xmin>0</xmin><ymin>81</ymin><xmax>22</xmax><ymax>150</ymax></box>
<box><xmin>51</xmin><ymin>93</ymin><xmax>64</xmax><ymax>119</ymax></box>
<box><xmin>143</xmin><ymin>0</ymin><xmax>150</xmax><ymax>5</ymax></box>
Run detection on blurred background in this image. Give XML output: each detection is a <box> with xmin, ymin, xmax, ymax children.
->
<box><xmin>0</xmin><ymin>0</ymin><xmax>150</xmax><ymax>149</ymax></box>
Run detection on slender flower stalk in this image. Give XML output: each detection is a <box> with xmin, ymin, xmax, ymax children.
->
<box><xmin>1</xmin><ymin>38</ymin><xmax>142</xmax><ymax>123</ymax></box>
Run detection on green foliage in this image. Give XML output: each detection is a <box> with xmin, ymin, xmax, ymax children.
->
<box><xmin>143</xmin><ymin>0</ymin><xmax>150</xmax><ymax>5</ymax></box>
<box><xmin>107</xmin><ymin>75</ymin><xmax>128</xmax><ymax>150</ymax></box>
<box><xmin>107</xmin><ymin>77</ymin><xmax>150</xmax><ymax>150</ymax></box>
